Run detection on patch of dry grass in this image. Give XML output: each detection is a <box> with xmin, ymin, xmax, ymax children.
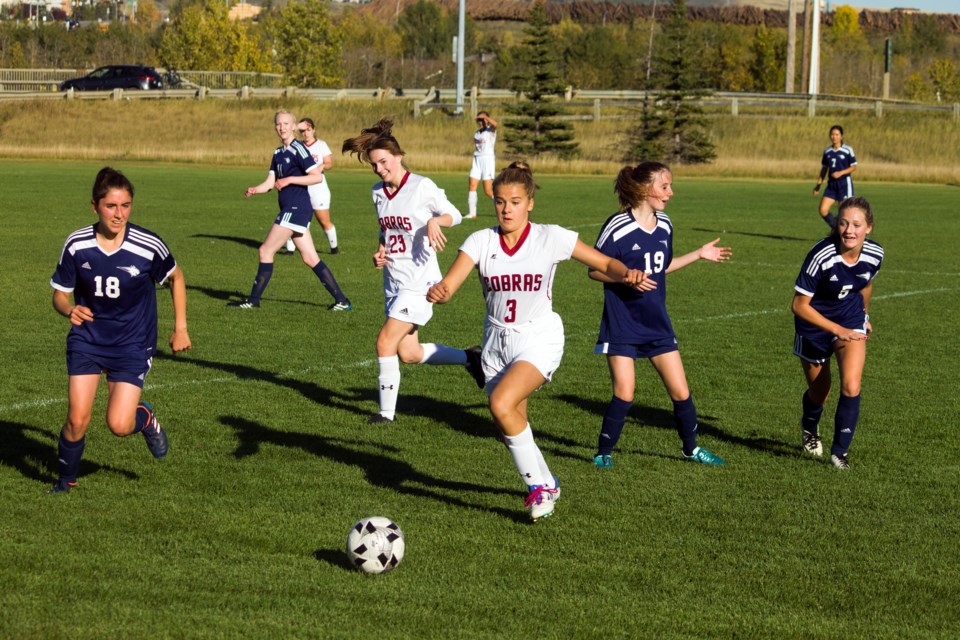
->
<box><xmin>1</xmin><ymin>98</ymin><xmax>957</xmax><ymax>183</ymax></box>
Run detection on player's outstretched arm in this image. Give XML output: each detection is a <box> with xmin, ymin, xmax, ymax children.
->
<box><xmin>427</xmin><ymin>251</ymin><xmax>475</xmax><ymax>304</ymax></box>
<box><xmin>167</xmin><ymin>265</ymin><xmax>192</xmax><ymax>353</ymax></box>
<box><xmin>245</xmin><ymin>172</ymin><xmax>276</xmax><ymax>198</ymax></box>
<box><xmin>573</xmin><ymin>240</ymin><xmax>655</xmax><ymax>292</ymax></box>
<box><xmin>667</xmin><ymin>237</ymin><xmax>732</xmax><ymax>274</ymax></box>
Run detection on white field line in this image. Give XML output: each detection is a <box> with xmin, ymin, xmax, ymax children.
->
<box><xmin>1</xmin><ymin>288</ymin><xmax>955</xmax><ymax>416</ymax></box>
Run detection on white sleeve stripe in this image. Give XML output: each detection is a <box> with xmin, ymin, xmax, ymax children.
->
<box><xmin>157</xmin><ymin>262</ymin><xmax>177</xmax><ymax>285</ymax></box>
<box><xmin>596</xmin><ymin>213</ymin><xmax>631</xmax><ymax>248</ymax></box>
<box><xmin>794</xmin><ymin>285</ymin><xmax>814</xmax><ymax>296</ymax></box>
<box><xmin>50</xmin><ymin>280</ymin><xmax>74</xmax><ymax>293</ymax></box>
<box><xmin>128</xmin><ymin>229</ymin><xmax>170</xmax><ymax>258</ymax></box>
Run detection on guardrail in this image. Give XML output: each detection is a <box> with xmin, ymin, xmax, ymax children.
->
<box><xmin>1</xmin><ymin>81</ymin><xmax>957</xmax><ymax>123</ymax></box>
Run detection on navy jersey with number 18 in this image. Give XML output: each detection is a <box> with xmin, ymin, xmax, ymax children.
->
<box><xmin>594</xmin><ymin>211</ymin><xmax>675</xmax><ymax>344</ymax></box>
<box><xmin>50</xmin><ymin>223</ymin><xmax>178</xmax><ymax>357</ymax></box>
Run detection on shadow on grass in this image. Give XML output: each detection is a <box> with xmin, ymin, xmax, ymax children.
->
<box><xmin>186</xmin><ymin>283</ymin><xmax>327</xmax><ymax>309</ymax></box>
<box><xmin>191</xmin><ymin>233</ymin><xmax>261</xmax><ymax>250</ymax></box>
<box><xmin>313</xmin><ymin>548</ymin><xmax>353</xmax><ymax>571</ymax></box>
<box><xmin>555</xmin><ymin>394</ymin><xmax>797</xmax><ymax>460</ymax></box>
<box><xmin>221</xmin><ymin>415</ymin><xmax>527</xmax><ymax>524</ymax></box>
<box><xmin>0</xmin><ymin>420</ymin><xmax>139</xmax><ymax>488</ymax></box>
<box><xmin>155</xmin><ymin>353</ymin><xmax>370</xmax><ymax>418</ymax></box>
<box><xmin>690</xmin><ymin>227</ymin><xmax>811</xmax><ymax>242</ymax></box>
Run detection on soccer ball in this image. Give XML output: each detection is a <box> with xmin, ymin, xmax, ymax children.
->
<box><xmin>345</xmin><ymin>516</ymin><xmax>405</xmax><ymax>574</ymax></box>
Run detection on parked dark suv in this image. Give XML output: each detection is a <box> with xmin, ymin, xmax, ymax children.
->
<box><xmin>60</xmin><ymin>65</ymin><xmax>163</xmax><ymax>91</ymax></box>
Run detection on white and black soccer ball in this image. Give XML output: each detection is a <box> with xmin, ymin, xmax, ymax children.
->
<box><xmin>345</xmin><ymin>516</ymin><xmax>405</xmax><ymax>574</ymax></box>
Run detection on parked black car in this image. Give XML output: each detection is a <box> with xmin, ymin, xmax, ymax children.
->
<box><xmin>60</xmin><ymin>65</ymin><xmax>163</xmax><ymax>91</ymax></box>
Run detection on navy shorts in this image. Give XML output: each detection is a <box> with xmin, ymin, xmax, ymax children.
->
<box><xmin>67</xmin><ymin>350</ymin><xmax>152</xmax><ymax>388</ymax></box>
<box><xmin>274</xmin><ymin>206</ymin><xmax>313</xmax><ymax>233</ymax></box>
<box><xmin>595</xmin><ymin>337</ymin><xmax>678</xmax><ymax>360</ymax></box>
<box><xmin>824</xmin><ymin>181</ymin><xmax>853</xmax><ymax>202</ymax></box>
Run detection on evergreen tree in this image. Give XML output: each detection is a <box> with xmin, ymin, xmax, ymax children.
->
<box><xmin>625</xmin><ymin>0</ymin><xmax>715</xmax><ymax>165</ymax></box>
<box><xmin>503</xmin><ymin>1</ymin><xmax>579</xmax><ymax>159</ymax></box>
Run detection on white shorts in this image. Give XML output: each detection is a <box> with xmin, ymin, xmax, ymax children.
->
<box><xmin>385</xmin><ymin>290</ymin><xmax>434</xmax><ymax>327</ymax></box>
<box><xmin>308</xmin><ymin>180</ymin><xmax>331</xmax><ymax>211</ymax></box>
<box><xmin>469</xmin><ymin>155</ymin><xmax>496</xmax><ymax>181</ymax></box>
<box><xmin>483</xmin><ymin>312</ymin><xmax>565</xmax><ymax>395</ymax></box>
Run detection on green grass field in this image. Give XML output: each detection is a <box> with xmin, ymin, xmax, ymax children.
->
<box><xmin>1</xmin><ymin>160</ymin><xmax>958</xmax><ymax>638</ymax></box>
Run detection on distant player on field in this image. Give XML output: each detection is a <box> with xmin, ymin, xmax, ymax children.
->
<box><xmin>48</xmin><ymin>167</ymin><xmax>192</xmax><ymax>494</ymax></box>
<box><xmin>342</xmin><ymin>118</ymin><xmax>485</xmax><ymax>424</ymax></box>
<box><xmin>467</xmin><ymin>111</ymin><xmax>497</xmax><ymax>219</ymax></box>
<box><xmin>813</xmin><ymin>124</ymin><xmax>857</xmax><ymax>229</ymax></box>
<box><xmin>793</xmin><ymin>196</ymin><xmax>883</xmax><ymax>470</ymax></box>
<box><xmin>228</xmin><ymin>109</ymin><xmax>351</xmax><ymax>311</ymax></box>
<box><xmin>428</xmin><ymin>162</ymin><xmax>654</xmax><ymax>522</ymax></box>
<box><xmin>590</xmin><ymin>162</ymin><xmax>731</xmax><ymax>469</ymax></box>
<box><xmin>284</xmin><ymin>117</ymin><xmax>340</xmax><ymax>256</ymax></box>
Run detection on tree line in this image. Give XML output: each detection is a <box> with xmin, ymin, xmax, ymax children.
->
<box><xmin>0</xmin><ymin>0</ymin><xmax>957</xmax><ymax>102</ymax></box>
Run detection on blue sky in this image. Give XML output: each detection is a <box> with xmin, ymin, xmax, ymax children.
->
<box><xmin>841</xmin><ymin>1</ymin><xmax>959</xmax><ymax>11</ymax></box>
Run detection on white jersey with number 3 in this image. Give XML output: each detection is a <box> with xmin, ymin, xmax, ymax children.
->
<box><xmin>373</xmin><ymin>172</ymin><xmax>462</xmax><ymax>297</ymax></box>
<box><xmin>459</xmin><ymin>222</ymin><xmax>578</xmax><ymax>327</ymax></box>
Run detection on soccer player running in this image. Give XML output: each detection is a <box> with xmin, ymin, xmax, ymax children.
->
<box><xmin>590</xmin><ymin>162</ymin><xmax>731</xmax><ymax>469</ymax></box>
<box><xmin>228</xmin><ymin>109</ymin><xmax>351</xmax><ymax>311</ymax></box>
<box><xmin>427</xmin><ymin>162</ymin><xmax>654</xmax><ymax>522</ymax></box>
<box><xmin>342</xmin><ymin>119</ymin><xmax>485</xmax><ymax>424</ymax></box>
<box><xmin>466</xmin><ymin>111</ymin><xmax>497</xmax><ymax>219</ymax></box>
<box><xmin>283</xmin><ymin>117</ymin><xmax>340</xmax><ymax>256</ymax></box>
<box><xmin>813</xmin><ymin>124</ymin><xmax>857</xmax><ymax>229</ymax></box>
<box><xmin>792</xmin><ymin>196</ymin><xmax>882</xmax><ymax>470</ymax></box>
<box><xmin>48</xmin><ymin>167</ymin><xmax>192</xmax><ymax>494</ymax></box>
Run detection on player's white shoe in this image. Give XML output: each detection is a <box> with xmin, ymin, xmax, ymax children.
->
<box><xmin>525</xmin><ymin>484</ymin><xmax>559</xmax><ymax>522</ymax></box>
<box><xmin>830</xmin><ymin>454</ymin><xmax>850</xmax><ymax>470</ymax></box>
<box><xmin>802</xmin><ymin>430</ymin><xmax>823</xmax><ymax>456</ymax></box>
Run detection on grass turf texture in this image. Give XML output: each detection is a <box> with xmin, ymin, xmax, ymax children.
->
<box><xmin>1</xmin><ymin>160</ymin><xmax>958</xmax><ymax>638</ymax></box>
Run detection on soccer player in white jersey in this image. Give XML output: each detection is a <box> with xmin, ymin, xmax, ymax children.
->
<box><xmin>466</xmin><ymin>111</ymin><xmax>497</xmax><ymax>219</ymax></box>
<box><xmin>228</xmin><ymin>110</ymin><xmax>351</xmax><ymax>311</ymax></box>
<box><xmin>428</xmin><ymin>162</ymin><xmax>654</xmax><ymax>522</ymax></box>
<box><xmin>813</xmin><ymin>124</ymin><xmax>857</xmax><ymax>229</ymax></box>
<box><xmin>793</xmin><ymin>197</ymin><xmax>883</xmax><ymax>470</ymax></box>
<box><xmin>342</xmin><ymin>119</ymin><xmax>485</xmax><ymax>423</ymax></box>
<box><xmin>48</xmin><ymin>167</ymin><xmax>192</xmax><ymax>494</ymax></box>
<box><xmin>284</xmin><ymin>118</ymin><xmax>340</xmax><ymax>256</ymax></box>
<box><xmin>590</xmin><ymin>162</ymin><xmax>731</xmax><ymax>470</ymax></box>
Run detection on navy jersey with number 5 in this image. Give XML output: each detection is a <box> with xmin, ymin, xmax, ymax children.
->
<box><xmin>794</xmin><ymin>236</ymin><xmax>883</xmax><ymax>337</ymax></box>
<box><xmin>50</xmin><ymin>223</ymin><xmax>178</xmax><ymax>357</ymax></box>
<box><xmin>594</xmin><ymin>210</ymin><xmax>675</xmax><ymax>343</ymax></box>
<box><xmin>270</xmin><ymin>139</ymin><xmax>318</xmax><ymax>212</ymax></box>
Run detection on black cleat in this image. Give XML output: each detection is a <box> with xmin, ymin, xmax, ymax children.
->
<box><xmin>465</xmin><ymin>346</ymin><xmax>485</xmax><ymax>389</ymax></box>
<box><xmin>368</xmin><ymin>414</ymin><xmax>395</xmax><ymax>424</ymax></box>
<box><xmin>330</xmin><ymin>246</ymin><xmax>340</xmax><ymax>255</ymax></box>
<box><xmin>226</xmin><ymin>299</ymin><xmax>259</xmax><ymax>309</ymax></box>
<box><xmin>47</xmin><ymin>479</ymin><xmax>76</xmax><ymax>495</ymax></box>
<box><xmin>140</xmin><ymin>402</ymin><xmax>169</xmax><ymax>459</ymax></box>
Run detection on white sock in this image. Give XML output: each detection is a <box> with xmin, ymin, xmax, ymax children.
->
<box><xmin>503</xmin><ymin>424</ymin><xmax>549</xmax><ymax>488</ymax></box>
<box><xmin>468</xmin><ymin>191</ymin><xmax>478</xmax><ymax>217</ymax></box>
<box><xmin>285</xmin><ymin>238</ymin><xmax>295</xmax><ymax>252</ymax></box>
<box><xmin>325</xmin><ymin>226</ymin><xmax>338</xmax><ymax>249</ymax></box>
<box><xmin>377</xmin><ymin>356</ymin><xmax>401</xmax><ymax>419</ymax></box>
<box><xmin>419</xmin><ymin>344</ymin><xmax>467</xmax><ymax>365</ymax></box>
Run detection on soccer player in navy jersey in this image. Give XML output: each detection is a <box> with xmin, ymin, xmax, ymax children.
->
<box><xmin>428</xmin><ymin>162</ymin><xmax>653</xmax><ymax>522</ymax></box>
<box><xmin>48</xmin><ymin>167</ymin><xmax>192</xmax><ymax>494</ymax></box>
<box><xmin>813</xmin><ymin>125</ymin><xmax>857</xmax><ymax>229</ymax></box>
<box><xmin>342</xmin><ymin>119</ymin><xmax>486</xmax><ymax>424</ymax></box>
<box><xmin>589</xmin><ymin>162</ymin><xmax>731</xmax><ymax>469</ymax></box>
<box><xmin>793</xmin><ymin>196</ymin><xmax>883</xmax><ymax>470</ymax></box>
<box><xmin>228</xmin><ymin>109</ymin><xmax>351</xmax><ymax>311</ymax></box>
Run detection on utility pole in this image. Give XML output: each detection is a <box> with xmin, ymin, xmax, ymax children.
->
<box><xmin>455</xmin><ymin>0</ymin><xmax>465</xmax><ymax>115</ymax></box>
<box><xmin>800</xmin><ymin>0</ymin><xmax>811</xmax><ymax>93</ymax></box>
<box><xmin>808</xmin><ymin>0</ymin><xmax>821</xmax><ymax>95</ymax></box>
<box><xmin>785</xmin><ymin>0</ymin><xmax>796</xmax><ymax>93</ymax></box>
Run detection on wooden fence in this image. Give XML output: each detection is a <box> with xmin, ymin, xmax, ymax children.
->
<box><xmin>1</xmin><ymin>69</ymin><xmax>957</xmax><ymax>122</ymax></box>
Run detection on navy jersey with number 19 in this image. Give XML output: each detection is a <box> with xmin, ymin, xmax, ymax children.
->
<box><xmin>50</xmin><ymin>223</ymin><xmax>177</xmax><ymax>357</ymax></box>
<box><xmin>594</xmin><ymin>210</ymin><xmax>675</xmax><ymax>344</ymax></box>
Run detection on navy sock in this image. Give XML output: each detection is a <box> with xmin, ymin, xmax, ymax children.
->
<box><xmin>832</xmin><ymin>393</ymin><xmax>861</xmax><ymax>456</ymax></box>
<box><xmin>130</xmin><ymin>404</ymin><xmax>151</xmax><ymax>435</ymax></box>
<box><xmin>311</xmin><ymin>261</ymin><xmax>349</xmax><ymax>304</ymax></box>
<box><xmin>248</xmin><ymin>262</ymin><xmax>273</xmax><ymax>303</ymax></box>
<box><xmin>597</xmin><ymin>396</ymin><xmax>632</xmax><ymax>456</ymax></box>
<box><xmin>57</xmin><ymin>432</ymin><xmax>86</xmax><ymax>484</ymax></box>
<box><xmin>673</xmin><ymin>396</ymin><xmax>699</xmax><ymax>457</ymax></box>
<box><xmin>823</xmin><ymin>212</ymin><xmax>837</xmax><ymax>228</ymax></box>
<box><xmin>801</xmin><ymin>391</ymin><xmax>824</xmax><ymax>435</ymax></box>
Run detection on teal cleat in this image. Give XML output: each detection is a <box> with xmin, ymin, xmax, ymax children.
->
<box><xmin>593</xmin><ymin>454</ymin><xmax>614</xmax><ymax>469</ymax></box>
